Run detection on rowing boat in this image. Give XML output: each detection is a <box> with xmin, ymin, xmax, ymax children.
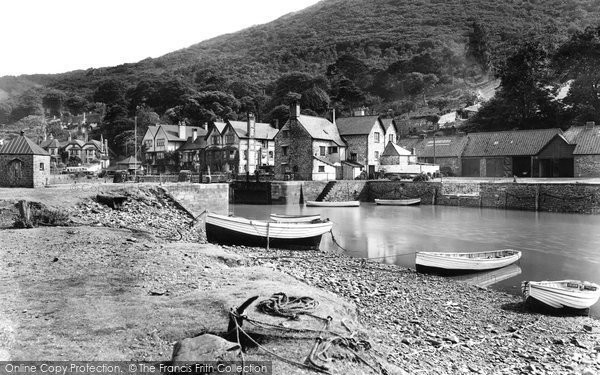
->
<box><xmin>269</xmin><ymin>213</ymin><xmax>322</xmax><ymax>223</ymax></box>
<box><xmin>374</xmin><ymin>198</ymin><xmax>421</xmax><ymax>206</ymax></box>
<box><xmin>415</xmin><ymin>249</ymin><xmax>522</xmax><ymax>273</ymax></box>
<box><xmin>521</xmin><ymin>280</ymin><xmax>600</xmax><ymax>310</ymax></box>
<box><xmin>305</xmin><ymin>200</ymin><xmax>360</xmax><ymax>207</ymax></box>
<box><xmin>205</xmin><ymin>212</ymin><xmax>333</xmax><ymax>250</ymax></box>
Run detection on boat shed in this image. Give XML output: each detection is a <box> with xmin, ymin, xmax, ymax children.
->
<box><xmin>402</xmin><ymin>135</ymin><xmax>468</xmax><ymax>176</ymax></box>
<box><xmin>0</xmin><ymin>131</ymin><xmax>51</xmax><ymax>188</ymax></box>
<box><xmin>563</xmin><ymin>123</ymin><xmax>600</xmax><ymax>177</ymax></box>
<box><xmin>461</xmin><ymin>129</ymin><xmax>574</xmax><ymax>178</ymax></box>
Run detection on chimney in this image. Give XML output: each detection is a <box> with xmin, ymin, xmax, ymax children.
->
<box><xmin>49</xmin><ymin>133</ymin><xmax>54</xmax><ymax>140</ymax></box>
<box><xmin>20</xmin><ymin>130</ymin><xmax>25</xmax><ymax>136</ymax></box>
<box><xmin>68</xmin><ymin>131</ymin><xmax>72</xmax><ymax>141</ymax></box>
<box><xmin>332</xmin><ymin>107</ymin><xmax>336</xmax><ymax>125</ymax></box>
<box><xmin>192</xmin><ymin>129</ymin><xmax>198</xmax><ymax>142</ymax></box>
<box><xmin>289</xmin><ymin>101</ymin><xmax>300</xmax><ymax>119</ymax></box>
<box><xmin>247</xmin><ymin>113</ymin><xmax>256</xmax><ymax>138</ymax></box>
<box><xmin>273</xmin><ymin>119</ymin><xmax>279</xmax><ymax>129</ymax></box>
<box><xmin>585</xmin><ymin>121</ymin><xmax>595</xmax><ymax>129</ymax></box>
<box><xmin>178</xmin><ymin>121</ymin><xmax>185</xmax><ymax>139</ymax></box>
<box><xmin>104</xmin><ymin>138</ymin><xmax>108</xmax><ymax>154</ymax></box>
<box><xmin>411</xmin><ymin>148</ymin><xmax>416</xmax><ymax>155</ymax></box>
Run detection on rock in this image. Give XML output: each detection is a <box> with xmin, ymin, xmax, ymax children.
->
<box><xmin>443</xmin><ymin>334</ymin><xmax>460</xmax><ymax>344</ymax></box>
<box><xmin>581</xmin><ymin>368</ymin><xmax>597</xmax><ymax>375</ymax></box>
<box><xmin>553</xmin><ymin>338</ymin><xmax>566</xmax><ymax>345</ymax></box>
<box><xmin>172</xmin><ymin>334</ymin><xmax>240</xmax><ymax>362</ymax></box>
<box><xmin>583</xmin><ymin>324</ymin><xmax>595</xmax><ymax>333</ymax></box>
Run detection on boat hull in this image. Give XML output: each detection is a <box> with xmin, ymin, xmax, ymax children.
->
<box><xmin>415</xmin><ymin>249</ymin><xmax>522</xmax><ymax>273</ymax></box>
<box><xmin>305</xmin><ymin>201</ymin><xmax>360</xmax><ymax>207</ymax></box>
<box><xmin>522</xmin><ymin>280</ymin><xmax>600</xmax><ymax>310</ymax></box>
<box><xmin>205</xmin><ymin>213</ymin><xmax>333</xmax><ymax>250</ymax></box>
<box><xmin>269</xmin><ymin>214</ymin><xmax>322</xmax><ymax>223</ymax></box>
<box><xmin>375</xmin><ymin>198</ymin><xmax>421</xmax><ymax>206</ymax></box>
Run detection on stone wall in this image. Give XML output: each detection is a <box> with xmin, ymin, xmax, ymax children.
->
<box><xmin>0</xmin><ymin>154</ymin><xmax>36</xmax><ymax>188</ymax></box>
<box><xmin>324</xmin><ymin>180</ymin><xmax>369</xmax><ymax>201</ymax></box>
<box><xmin>274</xmin><ymin>120</ymin><xmax>313</xmax><ymax>180</ymax></box>
<box><xmin>368</xmin><ymin>181</ymin><xmax>438</xmax><ymax>204</ymax></box>
<box><xmin>575</xmin><ymin>155</ymin><xmax>600</xmax><ymax>177</ymax></box>
<box><xmin>165</xmin><ymin>183</ymin><xmax>229</xmax><ymax>217</ymax></box>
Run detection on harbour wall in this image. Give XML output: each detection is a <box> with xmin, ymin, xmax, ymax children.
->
<box><xmin>235</xmin><ymin>180</ymin><xmax>600</xmax><ymax>214</ymax></box>
<box><xmin>164</xmin><ymin>183</ymin><xmax>229</xmax><ymax>217</ymax></box>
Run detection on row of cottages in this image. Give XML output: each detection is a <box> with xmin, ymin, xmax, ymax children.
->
<box><xmin>142</xmin><ymin>115</ymin><xmax>277</xmax><ymax>175</ymax></box>
<box><xmin>38</xmin><ymin>134</ymin><xmax>110</xmax><ymax>170</ymax></box>
<box><xmin>398</xmin><ymin>126</ymin><xmax>597</xmax><ymax>178</ymax></box>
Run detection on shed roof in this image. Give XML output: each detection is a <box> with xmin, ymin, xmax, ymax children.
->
<box><xmin>381</xmin><ymin>142</ymin><xmax>412</xmax><ymax>157</ymax></box>
<box><xmin>417</xmin><ymin>135</ymin><xmax>469</xmax><ymax>158</ymax></box>
<box><xmin>297</xmin><ymin>115</ymin><xmax>345</xmax><ymax>146</ymax></box>
<box><xmin>336</xmin><ymin>115</ymin><xmax>381</xmax><ymax>136</ymax></box>
<box><xmin>462</xmin><ymin>129</ymin><xmax>561</xmax><ymax>157</ymax></box>
<box><xmin>0</xmin><ymin>134</ymin><xmax>50</xmax><ymax>156</ymax></box>
<box><xmin>563</xmin><ymin>126</ymin><xmax>600</xmax><ymax>155</ymax></box>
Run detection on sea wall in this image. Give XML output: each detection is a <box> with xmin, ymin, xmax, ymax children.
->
<box><xmin>165</xmin><ymin>183</ymin><xmax>229</xmax><ymax>217</ymax></box>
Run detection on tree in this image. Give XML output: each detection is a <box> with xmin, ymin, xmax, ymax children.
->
<box><xmin>14</xmin><ymin>115</ymin><xmax>47</xmax><ymax>141</ymax></box>
<box><xmin>10</xmin><ymin>90</ymin><xmax>43</xmax><ymax>122</ymax></box>
<box><xmin>0</xmin><ymin>102</ymin><xmax>11</xmax><ymax>124</ymax></box>
<box><xmin>42</xmin><ymin>90</ymin><xmax>66</xmax><ymax>116</ymax></box>
<box><xmin>93</xmin><ymin>80</ymin><xmax>127</xmax><ymax>106</ymax></box>
<box><xmin>466</xmin><ymin>21</ymin><xmax>492</xmax><ymax>74</ymax></box>
<box><xmin>68</xmin><ymin>155</ymin><xmax>82</xmax><ymax>166</ymax></box>
<box><xmin>267</xmin><ymin>105</ymin><xmax>291</xmax><ymax>128</ymax></box>
<box><xmin>65</xmin><ymin>95</ymin><xmax>88</xmax><ymax>115</ymax></box>
<box><xmin>404</xmin><ymin>72</ymin><xmax>439</xmax><ymax>106</ymax></box>
<box><xmin>181</xmin><ymin>91</ymin><xmax>240</xmax><ymax>126</ymax></box>
<box><xmin>301</xmin><ymin>86</ymin><xmax>330</xmax><ymax>114</ymax></box>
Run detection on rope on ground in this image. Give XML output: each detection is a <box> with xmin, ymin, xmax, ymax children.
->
<box><xmin>329</xmin><ymin>229</ymin><xmax>352</xmax><ymax>252</ymax></box>
<box><xmin>257</xmin><ymin>292</ymin><xmax>319</xmax><ymax>319</ymax></box>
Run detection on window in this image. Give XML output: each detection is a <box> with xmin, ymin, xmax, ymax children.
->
<box><xmin>226</xmin><ymin>134</ymin><xmax>235</xmax><ymax>144</ymax></box>
<box><xmin>261</xmin><ymin>140</ymin><xmax>268</xmax><ymax>148</ymax></box>
<box><xmin>39</xmin><ymin>163</ymin><xmax>44</xmax><ymax>171</ymax></box>
<box><xmin>319</xmin><ymin>146</ymin><xmax>326</xmax><ymax>156</ymax></box>
<box><xmin>282</xmin><ymin>130</ymin><xmax>289</xmax><ymax>138</ymax></box>
<box><xmin>282</xmin><ymin>146</ymin><xmax>288</xmax><ymax>156</ymax></box>
<box><xmin>223</xmin><ymin>151</ymin><xmax>227</xmax><ymax>159</ymax></box>
<box><xmin>268</xmin><ymin>151</ymin><xmax>273</xmax><ymax>159</ymax></box>
<box><xmin>389</xmin><ymin>134</ymin><xmax>395</xmax><ymax>143</ymax></box>
<box><xmin>374</xmin><ymin>151</ymin><xmax>380</xmax><ymax>160</ymax></box>
<box><xmin>318</xmin><ymin>166</ymin><xmax>325</xmax><ymax>172</ymax></box>
<box><xmin>350</xmin><ymin>153</ymin><xmax>357</xmax><ymax>161</ymax></box>
<box><xmin>145</xmin><ymin>140</ymin><xmax>153</xmax><ymax>148</ymax></box>
<box><xmin>229</xmin><ymin>150</ymin><xmax>235</xmax><ymax>159</ymax></box>
<box><xmin>328</xmin><ymin>146</ymin><xmax>338</xmax><ymax>154</ymax></box>
<box><xmin>156</xmin><ymin>152</ymin><xmax>164</xmax><ymax>160</ymax></box>
<box><xmin>374</xmin><ymin>132</ymin><xmax>380</xmax><ymax>143</ymax></box>
<box><xmin>156</xmin><ymin>139</ymin><xmax>165</xmax><ymax>147</ymax></box>
<box><xmin>212</xmin><ymin>135</ymin><xmax>220</xmax><ymax>145</ymax></box>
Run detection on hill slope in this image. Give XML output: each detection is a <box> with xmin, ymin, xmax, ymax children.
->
<box><xmin>1</xmin><ymin>0</ymin><xmax>599</xmax><ymax>103</ymax></box>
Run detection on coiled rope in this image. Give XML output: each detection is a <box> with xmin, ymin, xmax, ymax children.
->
<box><xmin>257</xmin><ymin>292</ymin><xmax>319</xmax><ymax>319</ymax></box>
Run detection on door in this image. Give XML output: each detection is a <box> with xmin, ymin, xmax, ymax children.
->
<box><xmin>368</xmin><ymin>165</ymin><xmax>375</xmax><ymax>179</ymax></box>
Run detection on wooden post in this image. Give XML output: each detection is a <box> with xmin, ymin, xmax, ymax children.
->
<box><xmin>18</xmin><ymin>200</ymin><xmax>31</xmax><ymax>226</ymax></box>
<box><xmin>535</xmin><ymin>184</ymin><xmax>540</xmax><ymax>211</ymax></box>
<box><xmin>266</xmin><ymin>221</ymin><xmax>270</xmax><ymax>251</ymax></box>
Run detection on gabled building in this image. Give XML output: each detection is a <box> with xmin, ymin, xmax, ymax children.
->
<box><xmin>224</xmin><ymin>114</ymin><xmax>278</xmax><ymax>175</ymax></box>
<box><xmin>274</xmin><ymin>103</ymin><xmax>346</xmax><ymax>181</ymax></box>
<box><xmin>142</xmin><ymin>123</ymin><xmax>207</xmax><ymax>174</ymax></box>
<box><xmin>336</xmin><ymin>114</ymin><xmax>387</xmax><ymax>179</ymax></box>
<box><xmin>0</xmin><ymin>131</ymin><xmax>50</xmax><ymax>188</ymax></box>
<box><xmin>178</xmin><ymin>135</ymin><xmax>206</xmax><ymax>173</ymax></box>
<box><xmin>564</xmin><ymin>122</ymin><xmax>600</xmax><ymax>177</ymax></box>
<box><xmin>380</xmin><ymin>118</ymin><xmax>398</xmax><ymax>144</ymax></box>
<box><xmin>461</xmin><ymin>129</ymin><xmax>573</xmax><ymax>177</ymax></box>
<box><xmin>204</xmin><ymin>121</ymin><xmax>228</xmax><ymax>173</ymax></box>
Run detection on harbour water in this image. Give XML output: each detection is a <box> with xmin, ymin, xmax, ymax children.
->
<box><xmin>231</xmin><ymin>203</ymin><xmax>600</xmax><ymax>316</ymax></box>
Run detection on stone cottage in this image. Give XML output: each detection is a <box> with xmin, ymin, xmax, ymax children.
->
<box><xmin>564</xmin><ymin>123</ymin><xmax>600</xmax><ymax>177</ymax></box>
<box><xmin>0</xmin><ymin>131</ymin><xmax>50</xmax><ymax>188</ymax></box>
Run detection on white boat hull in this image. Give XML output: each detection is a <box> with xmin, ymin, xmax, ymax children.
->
<box><xmin>415</xmin><ymin>249</ymin><xmax>522</xmax><ymax>272</ymax></box>
<box><xmin>205</xmin><ymin>213</ymin><xmax>333</xmax><ymax>250</ymax></box>
<box><xmin>522</xmin><ymin>280</ymin><xmax>600</xmax><ymax>309</ymax></box>
<box><xmin>269</xmin><ymin>213</ymin><xmax>321</xmax><ymax>223</ymax></box>
<box><xmin>375</xmin><ymin>198</ymin><xmax>421</xmax><ymax>206</ymax></box>
<box><xmin>305</xmin><ymin>200</ymin><xmax>360</xmax><ymax>207</ymax></box>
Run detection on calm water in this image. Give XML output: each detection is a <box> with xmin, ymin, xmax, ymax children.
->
<box><xmin>231</xmin><ymin>203</ymin><xmax>600</xmax><ymax>316</ymax></box>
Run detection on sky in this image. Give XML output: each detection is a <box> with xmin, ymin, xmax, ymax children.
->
<box><xmin>0</xmin><ymin>0</ymin><xmax>322</xmax><ymax>77</ymax></box>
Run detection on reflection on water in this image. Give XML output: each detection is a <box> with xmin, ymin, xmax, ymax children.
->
<box><xmin>450</xmin><ymin>264</ymin><xmax>522</xmax><ymax>288</ymax></box>
<box><xmin>231</xmin><ymin>203</ymin><xmax>600</xmax><ymax>316</ymax></box>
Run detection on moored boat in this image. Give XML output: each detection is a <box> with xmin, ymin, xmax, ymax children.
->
<box><xmin>205</xmin><ymin>212</ymin><xmax>333</xmax><ymax>250</ymax></box>
<box><xmin>521</xmin><ymin>280</ymin><xmax>600</xmax><ymax>310</ymax></box>
<box><xmin>269</xmin><ymin>213</ymin><xmax>322</xmax><ymax>223</ymax></box>
<box><xmin>415</xmin><ymin>249</ymin><xmax>522</xmax><ymax>273</ymax></box>
<box><xmin>375</xmin><ymin>198</ymin><xmax>421</xmax><ymax>206</ymax></box>
<box><xmin>305</xmin><ymin>200</ymin><xmax>360</xmax><ymax>207</ymax></box>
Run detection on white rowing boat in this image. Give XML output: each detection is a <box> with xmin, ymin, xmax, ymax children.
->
<box><xmin>415</xmin><ymin>249</ymin><xmax>522</xmax><ymax>273</ymax></box>
<box><xmin>375</xmin><ymin>198</ymin><xmax>421</xmax><ymax>206</ymax></box>
<box><xmin>305</xmin><ymin>200</ymin><xmax>360</xmax><ymax>207</ymax></box>
<box><xmin>269</xmin><ymin>213</ymin><xmax>322</xmax><ymax>223</ymax></box>
<box><xmin>205</xmin><ymin>212</ymin><xmax>333</xmax><ymax>250</ymax></box>
<box><xmin>521</xmin><ymin>280</ymin><xmax>600</xmax><ymax>310</ymax></box>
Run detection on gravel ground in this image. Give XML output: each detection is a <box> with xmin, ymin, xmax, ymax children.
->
<box><xmin>1</xmin><ymin>187</ymin><xmax>599</xmax><ymax>374</ymax></box>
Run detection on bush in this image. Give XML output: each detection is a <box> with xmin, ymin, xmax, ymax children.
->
<box><xmin>440</xmin><ymin>165</ymin><xmax>455</xmax><ymax>177</ymax></box>
<box><xmin>412</xmin><ymin>173</ymin><xmax>430</xmax><ymax>182</ymax></box>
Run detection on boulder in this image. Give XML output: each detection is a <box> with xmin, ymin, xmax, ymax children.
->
<box><xmin>171</xmin><ymin>334</ymin><xmax>240</xmax><ymax>362</ymax></box>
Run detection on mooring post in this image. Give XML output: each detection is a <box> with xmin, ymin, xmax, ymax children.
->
<box><xmin>18</xmin><ymin>200</ymin><xmax>31</xmax><ymax>226</ymax></box>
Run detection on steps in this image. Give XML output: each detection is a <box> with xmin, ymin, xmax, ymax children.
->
<box><xmin>315</xmin><ymin>181</ymin><xmax>337</xmax><ymax>202</ymax></box>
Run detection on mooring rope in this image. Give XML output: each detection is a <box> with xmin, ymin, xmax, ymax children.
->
<box><xmin>257</xmin><ymin>292</ymin><xmax>319</xmax><ymax>318</ymax></box>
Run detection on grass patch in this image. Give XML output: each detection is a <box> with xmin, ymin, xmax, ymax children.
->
<box><xmin>12</xmin><ymin>202</ymin><xmax>71</xmax><ymax>228</ymax></box>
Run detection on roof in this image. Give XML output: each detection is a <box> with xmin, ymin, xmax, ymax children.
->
<box><xmin>297</xmin><ymin>115</ymin><xmax>346</xmax><ymax>146</ymax></box>
<box><xmin>0</xmin><ymin>134</ymin><xmax>50</xmax><ymax>156</ymax></box>
<box><xmin>117</xmin><ymin>156</ymin><xmax>141</xmax><ymax>165</ymax></box>
<box><xmin>417</xmin><ymin>135</ymin><xmax>469</xmax><ymax>158</ymax></box>
<box><xmin>397</xmin><ymin>137</ymin><xmax>422</xmax><ymax>151</ymax></box>
<box><xmin>438</xmin><ymin>112</ymin><xmax>457</xmax><ymax>125</ymax></box>
<box><xmin>336</xmin><ymin>115</ymin><xmax>381</xmax><ymax>136</ymax></box>
<box><xmin>380</xmin><ymin>118</ymin><xmax>397</xmax><ymax>132</ymax></box>
<box><xmin>228</xmin><ymin>121</ymin><xmax>278</xmax><ymax>140</ymax></box>
<box><xmin>179</xmin><ymin>136</ymin><xmax>207</xmax><ymax>151</ymax></box>
<box><xmin>341</xmin><ymin>160</ymin><xmax>363</xmax><ymax>168</ymax></box>
<box><xmin>464</xmin><ymin>103</ymin><xmax>482</xmax><ymax>112</ymax></box>
<box><xmin>563</xmin><ymin>126</ymin><xmax>600</xmax><ymax>155</ymax></box>
<box><xmin>85</xmin><ymin>139</ymin><xmax>103</xmax><ymax>149</ymax></box>
<box><xmin>381</xmin><ymin>142</ymin><xmax>412</xmax><ymax>157</ymax></box>
<box><xmin>65</xmin><ymin>139</ymin><xmax>86</xmax><ymax>148</ymax></box>
<box><xmin>149</xmin><ymin>124</ymin><xmax>208</xmax><ymax>142</ymax></box>
<box><xmin>462</xmin><ymin>129</ymin><xmax>562</xmax><ymax>157</ymax></box>
<box><xmin>313</xmin><ymin>155</ymin><xmax>339</xmax><ymax>166</ymax></box>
